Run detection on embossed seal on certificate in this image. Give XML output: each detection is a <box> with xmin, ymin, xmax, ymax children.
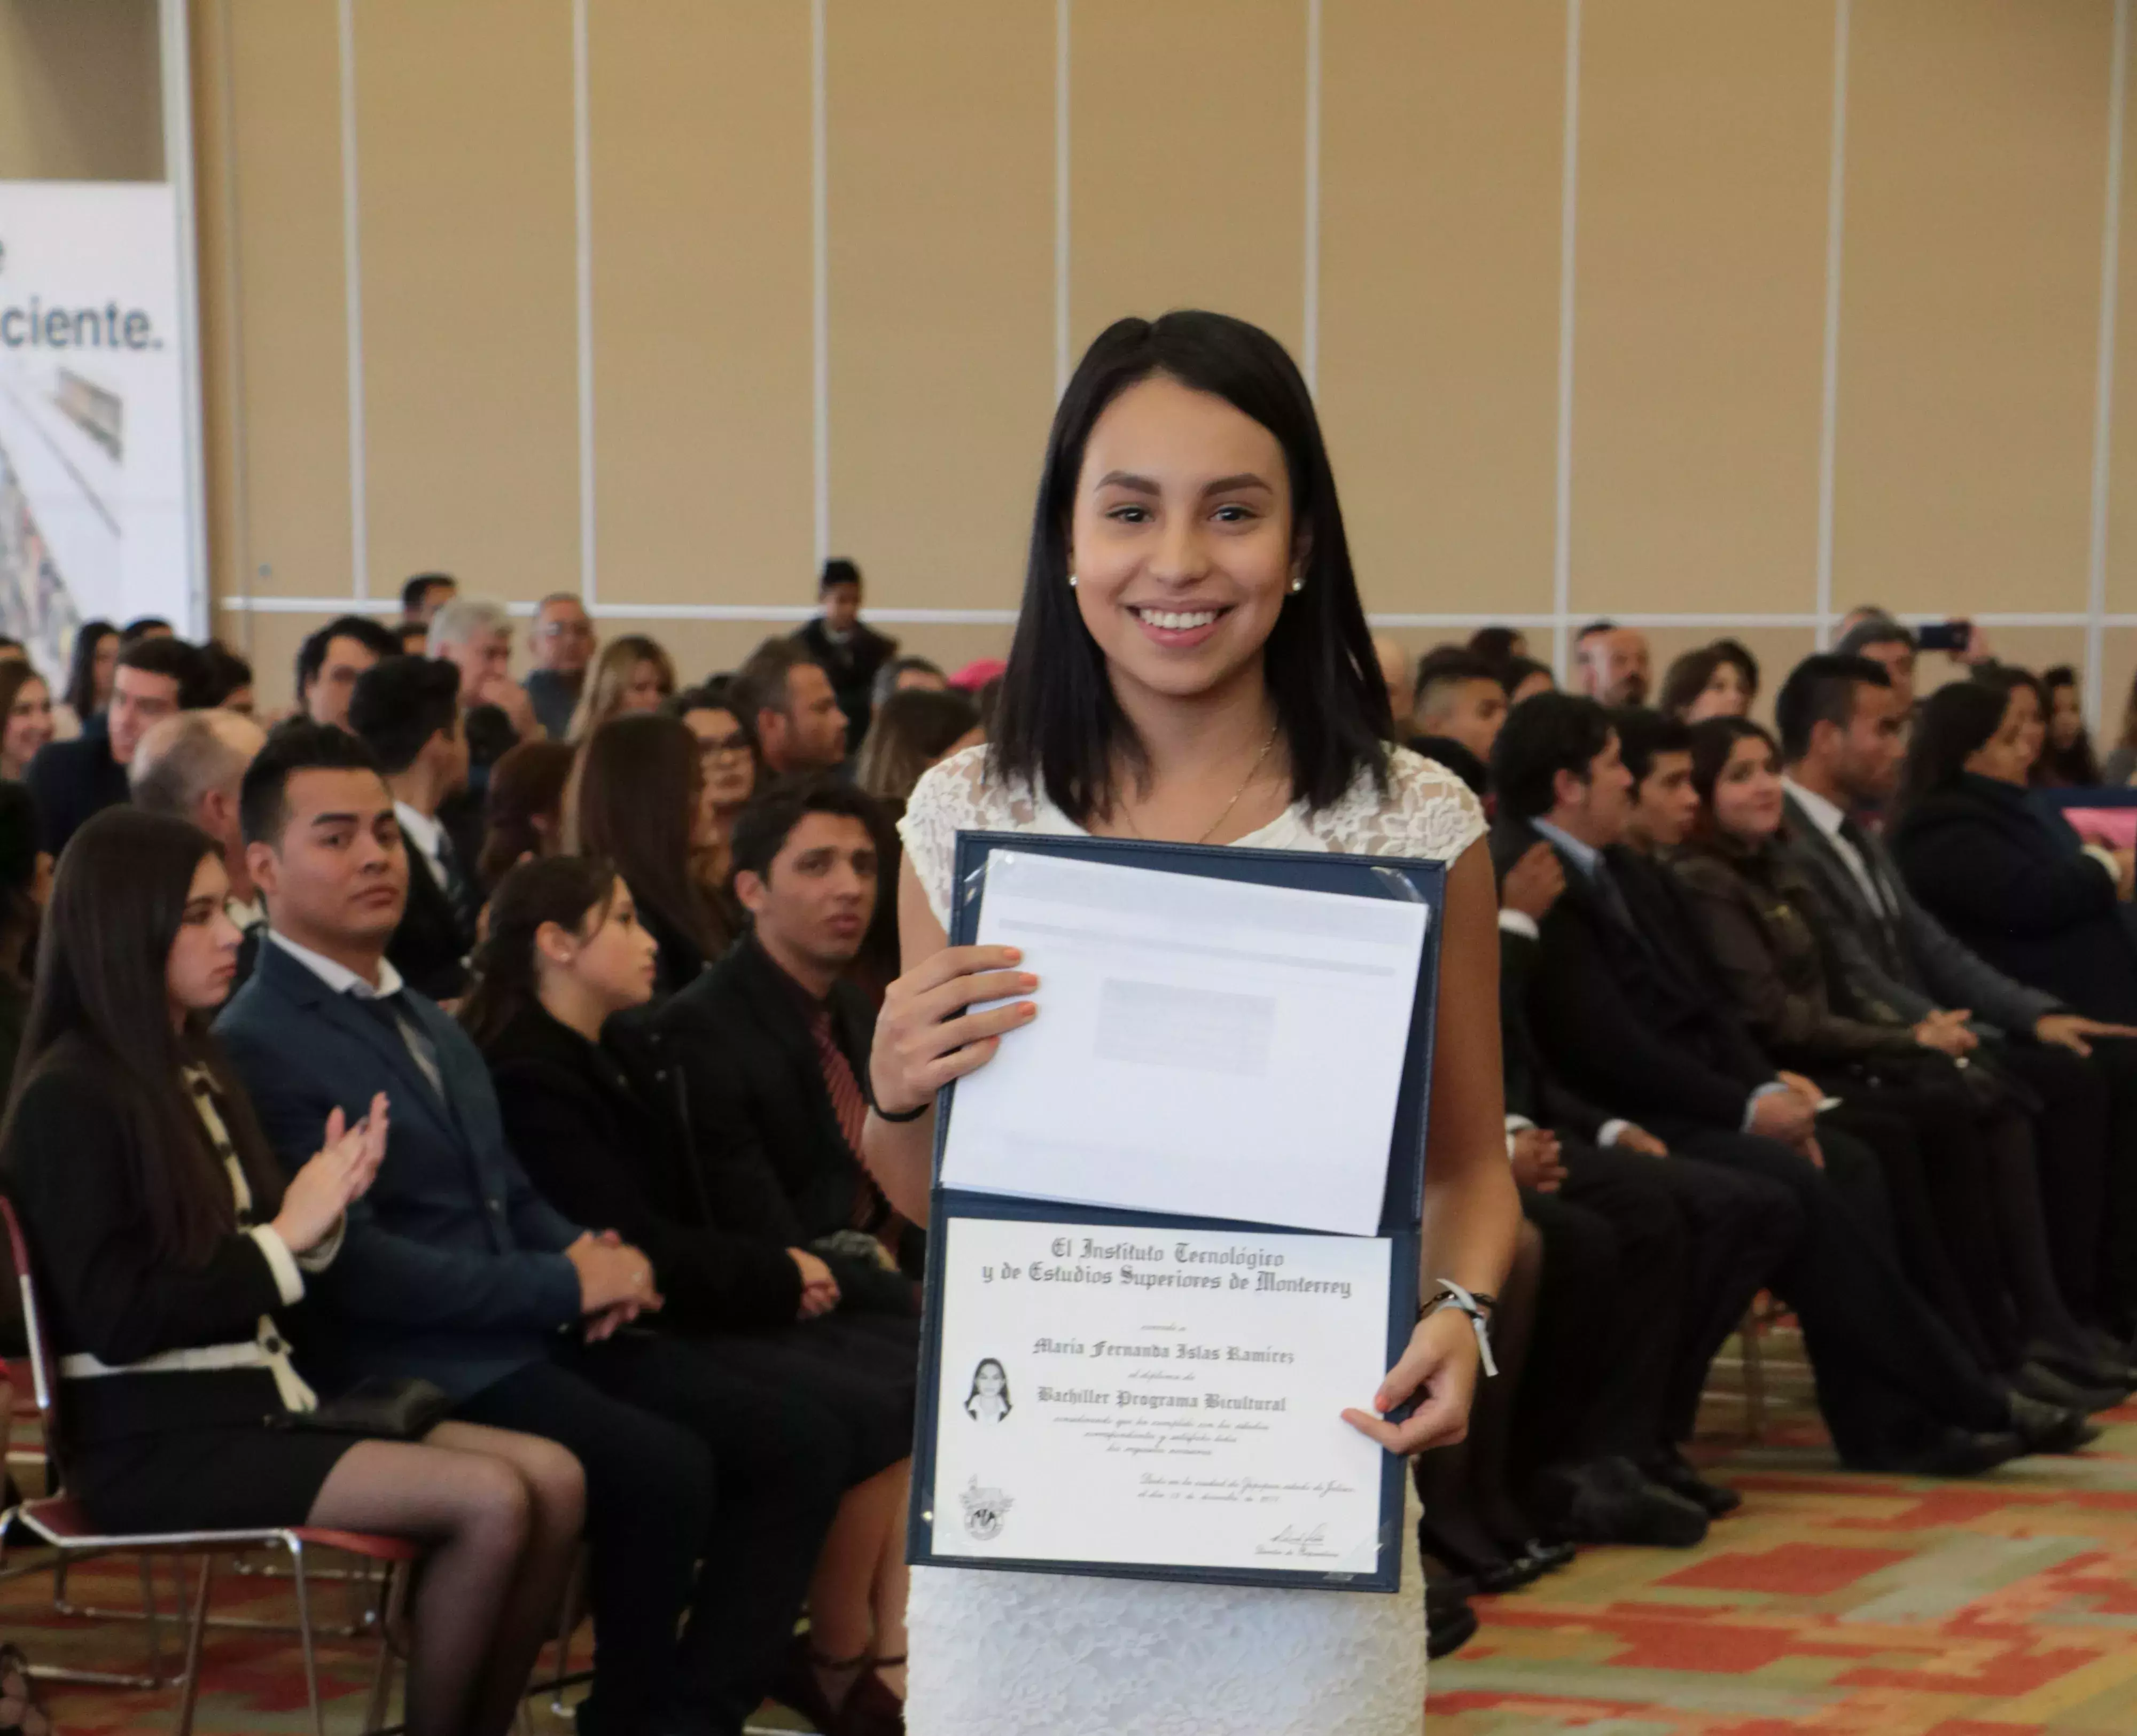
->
<box><xmin>961</xmin><ymin>1475</ymin><xmax>1015</xmax><ymax>1542</ymax></box>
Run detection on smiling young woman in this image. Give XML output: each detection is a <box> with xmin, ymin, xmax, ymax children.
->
<box><xmin>863</xmin><ymin>311</ymin><xmax>1520</xmax><ymax>1735</ymax></box>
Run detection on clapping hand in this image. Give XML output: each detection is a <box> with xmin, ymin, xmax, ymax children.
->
<box><xmin>272</xmin><ymin>1094</ymin><xmax>390</xmax><ymax>1254</ymax></box>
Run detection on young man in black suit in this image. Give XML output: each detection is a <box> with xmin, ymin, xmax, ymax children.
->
<box><xmin>28</xmin><ymin>635</ymin><xmax>207</xmax><ymax>855</ymax></box>
<box><xmin>219</xmin><ymin>725</ymin><xmax>850</xmax><ymax>1736</ymax></box>
<box><xmin>654</xmin><ymin>778</ymin><xmax>918</xmax><ymax>1308</ymax></box>
<box><xmin>794</xmin><ymin>559</ymin><xmax>898</xmax><ymax>754</ymax></box>
<box><xmin>347</xmin><ymin>656</ymin><xmax>477</xmax><ymax>1002</ymax></box>
<box><xmin>294</xmin><ymin>613</ymin><xmax>401</xmax><ymax>730</ymax></box>
<box><xmin>1490</xmin><ymin>693</ymin><xmax>2089</xmax><ymax>1472</ymax></box>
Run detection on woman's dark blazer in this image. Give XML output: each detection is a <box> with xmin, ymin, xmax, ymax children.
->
<box><xmin>480</xmin><ymin>1000</ymin><xmax>804</xmax><ymax>1332</ymax></box>
<box><xmin>1889</xmin><ymin>773</ymin><xmax>2137</xmax><ymax>1023</ymax></box>
<box><xmin>2</xmin><ymin>1044</ymin><xmax>291</xmax><ymax>1451</ymax></box>
<box><xmin>1669</xmin><ymin>833</ymin><xmax>1920</xmax><ymax>1069</ymax></box>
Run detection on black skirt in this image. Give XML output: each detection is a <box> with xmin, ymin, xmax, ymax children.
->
<box><xmin>694</xmin><ymin>1312</ymin><xmax>918</xmax><ymax>1485</ymax></box>
<box><xmin>69</xmin><ymin>1422</ymin><xmax>359</xmax><ymax>1536</ymax></box>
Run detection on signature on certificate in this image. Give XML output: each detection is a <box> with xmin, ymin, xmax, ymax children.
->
<box><xmin>1253</xmin><ymin>1523</ymin><xmax>1339</xmax><ymax>1560</ymax></box>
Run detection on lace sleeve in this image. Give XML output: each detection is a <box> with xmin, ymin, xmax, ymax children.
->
<box><xmin>897</xmin><ymin>746</ymin><xmax>995</xmax><ymax>932</ymax></box>
<box><xmin>1313</xmin><ymin>747</ymin><xmax>1489</xmax><ymax>864</ymax></box>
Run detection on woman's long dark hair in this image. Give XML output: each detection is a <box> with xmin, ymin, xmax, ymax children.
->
<box><xmin>1683</xmin><ymin>716</ymin><xmax>1779</xmax><ymax>847</ymax></box>
<box><xmin>460</xmin><ymin>854</ymin><xmax>620</xmax><ymax>1051</ymax></box>
<box><xmin>2</xmin><ymin>808</ymin><xmax>283</xmax><ymax>1264</ymax></box>
<box><xmin>478</xmin><ymin>738</ymin><xmax>575</xmax><ymax>892</ymax></box>
<box><xmin>1659</xmin><ymin>646</ymin><xmax>1728</xmax><ymax>721</ymax></box>
<box><xmin>2037</xmin><ymin>664</ymin><xmax>2101</xmax><ymax>786</ymax></box>
<box><xmin>854</xmin><ymin>687</ymin><xmax>980</xmax><ymax>807</ymax></box>
<box><xmin>991</xmin><ymin>311</ymin><xmax>1390</xmax><ymax>824</ymax></box>
<box><xmin>569</xmin><ymin>714</ymin><xmax>720</xmax><ymax>966</ymax></box>
<box><xmin>62</xmin><ymin>620</ymin><xmax>114</xmax><ymax>720</ymax></box>
<box><xmin>1893</xmin><ymin>680</ymin><xmax>2011</xmax><ymax>824</ymax></box>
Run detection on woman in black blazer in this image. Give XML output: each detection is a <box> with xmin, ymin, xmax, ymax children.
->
<box><xmin>1</xmin><ymin>810</ymin><xmax>585</xmax><ymax>1736</ymax></box>
<box><xmin>469</xmin><ymin>855</ymin><xmax>915</xmax><ymax>1736</ymax></box>
<box><xmin>1891</xmin><ymin>679</ymin><xmax>2137</xmax><ymax>1023</ymax></box>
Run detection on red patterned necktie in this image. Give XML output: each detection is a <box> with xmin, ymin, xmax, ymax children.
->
<box><xmin>810</xmin><ymin>1003</ymin><xmax>882</xmax><ymax>1228</ymax></box>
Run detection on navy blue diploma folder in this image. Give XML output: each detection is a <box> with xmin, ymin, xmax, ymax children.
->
<box><xmin>907</xmin><ymin>828</ymin><xmax>1447</xmax><ymax>1593</ymax></box>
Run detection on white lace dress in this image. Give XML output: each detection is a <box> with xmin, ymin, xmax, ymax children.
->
<box><xmin>896</xmin><ymin>745</ymin><xmax>1487</xmax><ymax>1736</ymax></box>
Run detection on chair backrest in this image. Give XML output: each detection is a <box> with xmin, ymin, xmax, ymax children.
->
<box><xmin>0</xmin><ymin>1194</ymin><xmax>61</xmax><ymax>1477</ymax></box>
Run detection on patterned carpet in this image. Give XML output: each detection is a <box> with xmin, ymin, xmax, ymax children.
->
<box><xmin>9</xmin><ymin>1344</ymin><xmax>2137</xmax><ymax>1733</ymax></box>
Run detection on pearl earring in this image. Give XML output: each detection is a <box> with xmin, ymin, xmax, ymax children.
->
<box><xmin>1290</xmin><ymin>577</ymin><xmax>1305</xmax><ymax>594</ymax></box>
<box><xmin>1068</xmin><ymin>573</ymin><xmax>1079</xmax><ymax>589</ymax></box>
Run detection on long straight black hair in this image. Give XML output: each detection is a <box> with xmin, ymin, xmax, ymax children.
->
<box><xmin>1893</xmin><ymin>679</ymin><xmax>2014</xmax><ymax>825</ymax></box>
<box><xmin>991</xmin><ymin>310</ymin><xmax>1391</xmax><ymax>824</ymax></box>
<box><xmin>2</xmin><ymin>807</ymin><xmax>284</xmax><ymax>1265</ymax></box>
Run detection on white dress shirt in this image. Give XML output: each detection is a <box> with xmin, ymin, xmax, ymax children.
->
<box><xmin>1781</xmin><ymin>776</ymin><xmax>1889</xmax><ymax>917</ymax></box>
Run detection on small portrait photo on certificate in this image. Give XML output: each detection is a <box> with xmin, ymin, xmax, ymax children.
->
<box><xmin>965</xmin><ymin>1358</ymin><xmax>1013</xmax><ymax>1424</ymax></box>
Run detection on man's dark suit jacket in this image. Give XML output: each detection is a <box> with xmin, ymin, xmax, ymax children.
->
<box><xmin>1491</xmin><ymin>815</ymin><xmax>1775</xmax><ymax>1137</ymax></box>
<box><xmin>389</xmin><ymin>842</ymin><xmax>473</xmax><ymax>1003</ymax></box>
<box><xmin>1780</xmin><ymin>789</ymin><xmax>2060</xmax><ymax>1038</ymax></box>
<box><xmin>794</xmin><ymin>617</ymin><xmax>897</xmax><ymax>752</ymax></box>
<box><xmin>651</xmin><ymin>934</ymin><xmax>918</xmax><ymax>1307</ymax></box>
<box><xmin>1500</xmin><ymin>924</ymin><xmax>1610</xmax><ymax>1139</ymax></box>
<box><xmin>27</xmin><ymin>715</ymin><xmax>128</xmax><ymax>856</ymax></box>
<box><xmin>217</xmin><ymin>939</ymin><xmax>584</xmax><ymax>1399</ymax></box>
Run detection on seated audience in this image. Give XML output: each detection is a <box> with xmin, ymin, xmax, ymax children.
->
<box><xmin>1499</xmin><ymin>655</ymin><xmax>1557</xmax><ymax>707</ymax></box>
<box><xmin>1672</xmin><ymin>716</ymin><xmax>2126</xmax><ymax>1407</ymax></box>
<box><xmin>403</xmin><ymin>572</ymin><xmax>458</xmax><ymax>623</ymax></box>
<box><xmin>217</xmin><ymin>723</ymin><xmax>847</xmax><ymax>1736</ymax></box>
<box><xmin>397</xmin><ymin>620</ymin><xmax>432</xmax><ymax>658</ymax></box>
<box><xmin>669</xmin><ymin>687</ymin><xmax>759</xmax><ymax>928</ymax></box>
<box><xmin>798</xmin><ymin>558</ymin><xmax>899</xmax><ymax>753</ymax></box>
<box><xmin>0</xmin><ymin>784</ymin><xmax>46</xmax><ymax>1087</ymax></box>
<box><xmin>1891</xmin><ymin>679</ymin><xmax>2137</xmax><ymax>1024</ymax></box>
<box><xmin>571</xmin><ymin>713</ymin><xmax>729</xmax><ymax>993</ymax></box>
<box><xmin>1776</xmin><ymin>653</ymin><xmax>2137</xmax><ymax>1338</ymax></box>
<box><xmin>654</xmin><ymin>779</ymin><xmax>922</xmax><ymax>1304</ymax></box>
<box><xmin>120</xmin><ymin>617</ymin><xmax>173</xmax><ymax>645</ymax></box>
<box><xmin>1490</xmin><ymin>693</ymin><xmax>2086</xmax><ymax>1471</ymax></box>
<box><xmin>735</xmin><ymin>638</ymin><xmax>853</xmax><ymax>777</ymax></box>
<box><xmin>130</xmin><ymin>709</ymin><xmax>272</xmax><ymax>990</ymax></box>
<box><xmin>199</xmin><ymin>642</ymin><xmax>255</xmax><ymax>714</ymax></box>
<box><xmin>568</xmin><ymin>634</ymin><xmax>678</xmax><ymax>745</ymax></box>
<box><xmin>1410</xmin><ymin>649</ymin><xmax>1507</xmax><ymax>794</ymax></box>
<box><xmin>29</xmin><ymin>635</ymin><xmax>206</xmax><ymax>856</ymax></box>
<box><xmin>475</xmin><ymin>739</ymin><xmax>575</xmax><ymax>894</ymax></box>
<box><xmin>1576</xmin><ymin>623</ymin><xmax>1650</xmax><ymax>706</ymax></box>
<box><xmin>2103</xmin><ymin>669</ymin><xmax>2137</xmax><ymax>787</ymax></box>
<box><xmin>1832</xmin><ymin>614</ymin><xmax>1921</xmax><ymax>713</ymax></box>
<box><xmin>525</xmin><ymin>592</ymin><xmax>597</xmax><ymax>740</ymax></box>
<box><xmin>0</xmin><ymin>661</ymin><xmax>54</xmax><ymax>783</ymax></box>
<box><xmin>854</xmin><ymin>687</ymin><xmax>981</xmax><ymax>811</ymax></box>
<box><xmin>430</xmin><ymin>596</ymin><xmax>539</xmax><ymax>749</ymax></box>
<box><xmin>347</xmin><ymin>658</ymin><xmax>476</xmax><ymax>1002</ymax></box>
<box><xmin>52</xmin><ymin>619</ymin><xmax>116</xmax><ymax>741</ymax></box>
<box><xmin>294</xmin><ymin>614</ymin><xmax>401</xmax><ymax>729</ymax></box>
<box><xmin>472</xmin><ymin>857</ymin><xmax>917</xmax><ymax>1732</ymax></box>
<box><xmin>3</xmin><ymin>806</ymin><xmax>581</xmax><ymax>1736</ymax></box>
<box><xmin>870</xmin><ymin>655</ymin><xmax>948</xmax><ymax>709</ymax></box>
<box><xmin>1469</xmin><ymin>625</ymin><xmax>1528</xmax><ymax>669</ymax></box>
<box><xmin>2038</xmin><ymin>664</ymin><xmax>2102</xmax><ymax>787</ymax></box>
<box><xmin>1658</xmin><ymin>645</ymin><xmax>1752</xmax><ymax>722</ymax></box>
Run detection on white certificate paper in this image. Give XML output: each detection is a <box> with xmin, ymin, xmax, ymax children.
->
<box><xmin>939</xmin><ymin>850</ymin><xmax>1428</xmax><ymax>1236</ymax></box>
<box><xmin>925</xmin><ymin>1216</ymin><xmax>1395</xmax><ymax>1581</ymax></box>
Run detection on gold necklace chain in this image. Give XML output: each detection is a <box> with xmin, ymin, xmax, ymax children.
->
<box><xmin>1120</xmin><ymin>723</ymin><xmax>1283</xmax><ymax>846</ymax></box>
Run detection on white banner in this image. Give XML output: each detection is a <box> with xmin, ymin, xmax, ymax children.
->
<box><xmin>0</xmin><ymin>180</ymin><xmax>199</xmax><ymax>677</ymax></box>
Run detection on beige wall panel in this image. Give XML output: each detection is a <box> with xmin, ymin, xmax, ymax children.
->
<box><xmin>590</xmin><ymin>2</ymin><xmax>812</xmax><ymax>610</ymax></box>
<box><xmin>354</xmin><ymin>0</ymin><xmax>579</xmax><ymax>598</ymax></box>
<box><xmin>1318</xmin><ymin>0</ymin><xmax>1562</xmax><ymax>616</ymax></box>
<box><xmin>191</xmin><ymin>0</ymin><xmax>239</xmax><ymax>623</ymax></box>
<box><xmin>1567</xmin><ymin>0</ymin><xmax>1830</xmax><ymax>616</ymax></box>
<box><xmin>826</xmin><ymin>0</ymin><xmax>1054</xmax><ymax>612</ymax></box>
<box><xmin>1070</xmin><ymin>0</ymin><xmax>1306</xmax><ymax>358</ymax></box>
<box><xmin>2105</xmin><ymin>2</ymin><xmax>2137</xmax><ymax>613</ymax></box>
<box><xmin>0</xmin><ymin>0</ymin><xmax>160</xmax><ymax>180</ymax></box>
<box><xmin>1833</xmin><ymin>0</ymin><xmax>2109</xmax><ymax>617</ymax></box>
<box><xmin>214</xmin><ymin>2</ymin><xmax>354</xmax><ymax>605</ymax></box>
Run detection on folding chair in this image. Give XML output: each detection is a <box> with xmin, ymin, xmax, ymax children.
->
<box><xmin>0</xmin><ymin>1193</ymin><xmax>420</xmax><ymax>1734</ymax></box>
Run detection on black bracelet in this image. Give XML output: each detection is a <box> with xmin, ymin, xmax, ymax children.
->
<box><xmin>869</xmin><ymin>1079</ymin><xmax>931</xmax><ymax>1123</ymax></box>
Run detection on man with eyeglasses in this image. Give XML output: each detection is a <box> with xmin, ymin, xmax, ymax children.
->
<box><xmin>524</xmin><ymin>592</ymin><xmax>598</xmax><ymax>740</ymax></box>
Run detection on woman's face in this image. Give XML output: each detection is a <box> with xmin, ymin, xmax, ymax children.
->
<box><xmin>2004</xmin><ymin>682</ymin><xmax>2045</xmax><ymax>771</ymax></box>
<box><xmin>684</xmin><ymin>706</ymin><xmax>756</xmax><ymax>810</ymax></box>
<box><xmin>4</xmin><ymin>676</ymin><xmax>53</xmax><ymax>769</ymax></box>
<box><xmin>1685</xmin><ymin>662</ymin><xmax>1749</xmax><ymax>723</ymax></box>
<box><xmin>90</xmin><ymin>634</ymin><xmax>118</xmax><ymax>706</ymax></box>
<box><xmin>2049</xmin><ymin>681</ymin><xmax>2085</xmax><ymax>750</ymax></box>
<box><xmin>1068</xmin><ymin>374</ymin><xmax>1298</xmax><ymax>713</ymax></box>
<box><xmin>1710</xmin><ymin>736</ymin><xmax>1785</xmax><ymax>842</ymax></box>
<box><xmin>620</xmin><ymin>660</ymin><xmax>670</xmax><ymax>715</ymax></box>
<box><xmin>166</xmin><ymin>854</ymin><xmax>244</xmax><ymax>1016</ymax></box>
<box><xmin>976</xmin><ymin>1362</ymin><xmax>1006</xmax><ymax>1397</ymax></box>
<box><xmin>1966</xmin><ymin>693</ymin><xmax>2034</xmax><ymax>785</ymax></box>
<box><xmin>558</xmin><ymin>879</ymin><xmax>659</xmax><ymax>1013</ymax></box>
